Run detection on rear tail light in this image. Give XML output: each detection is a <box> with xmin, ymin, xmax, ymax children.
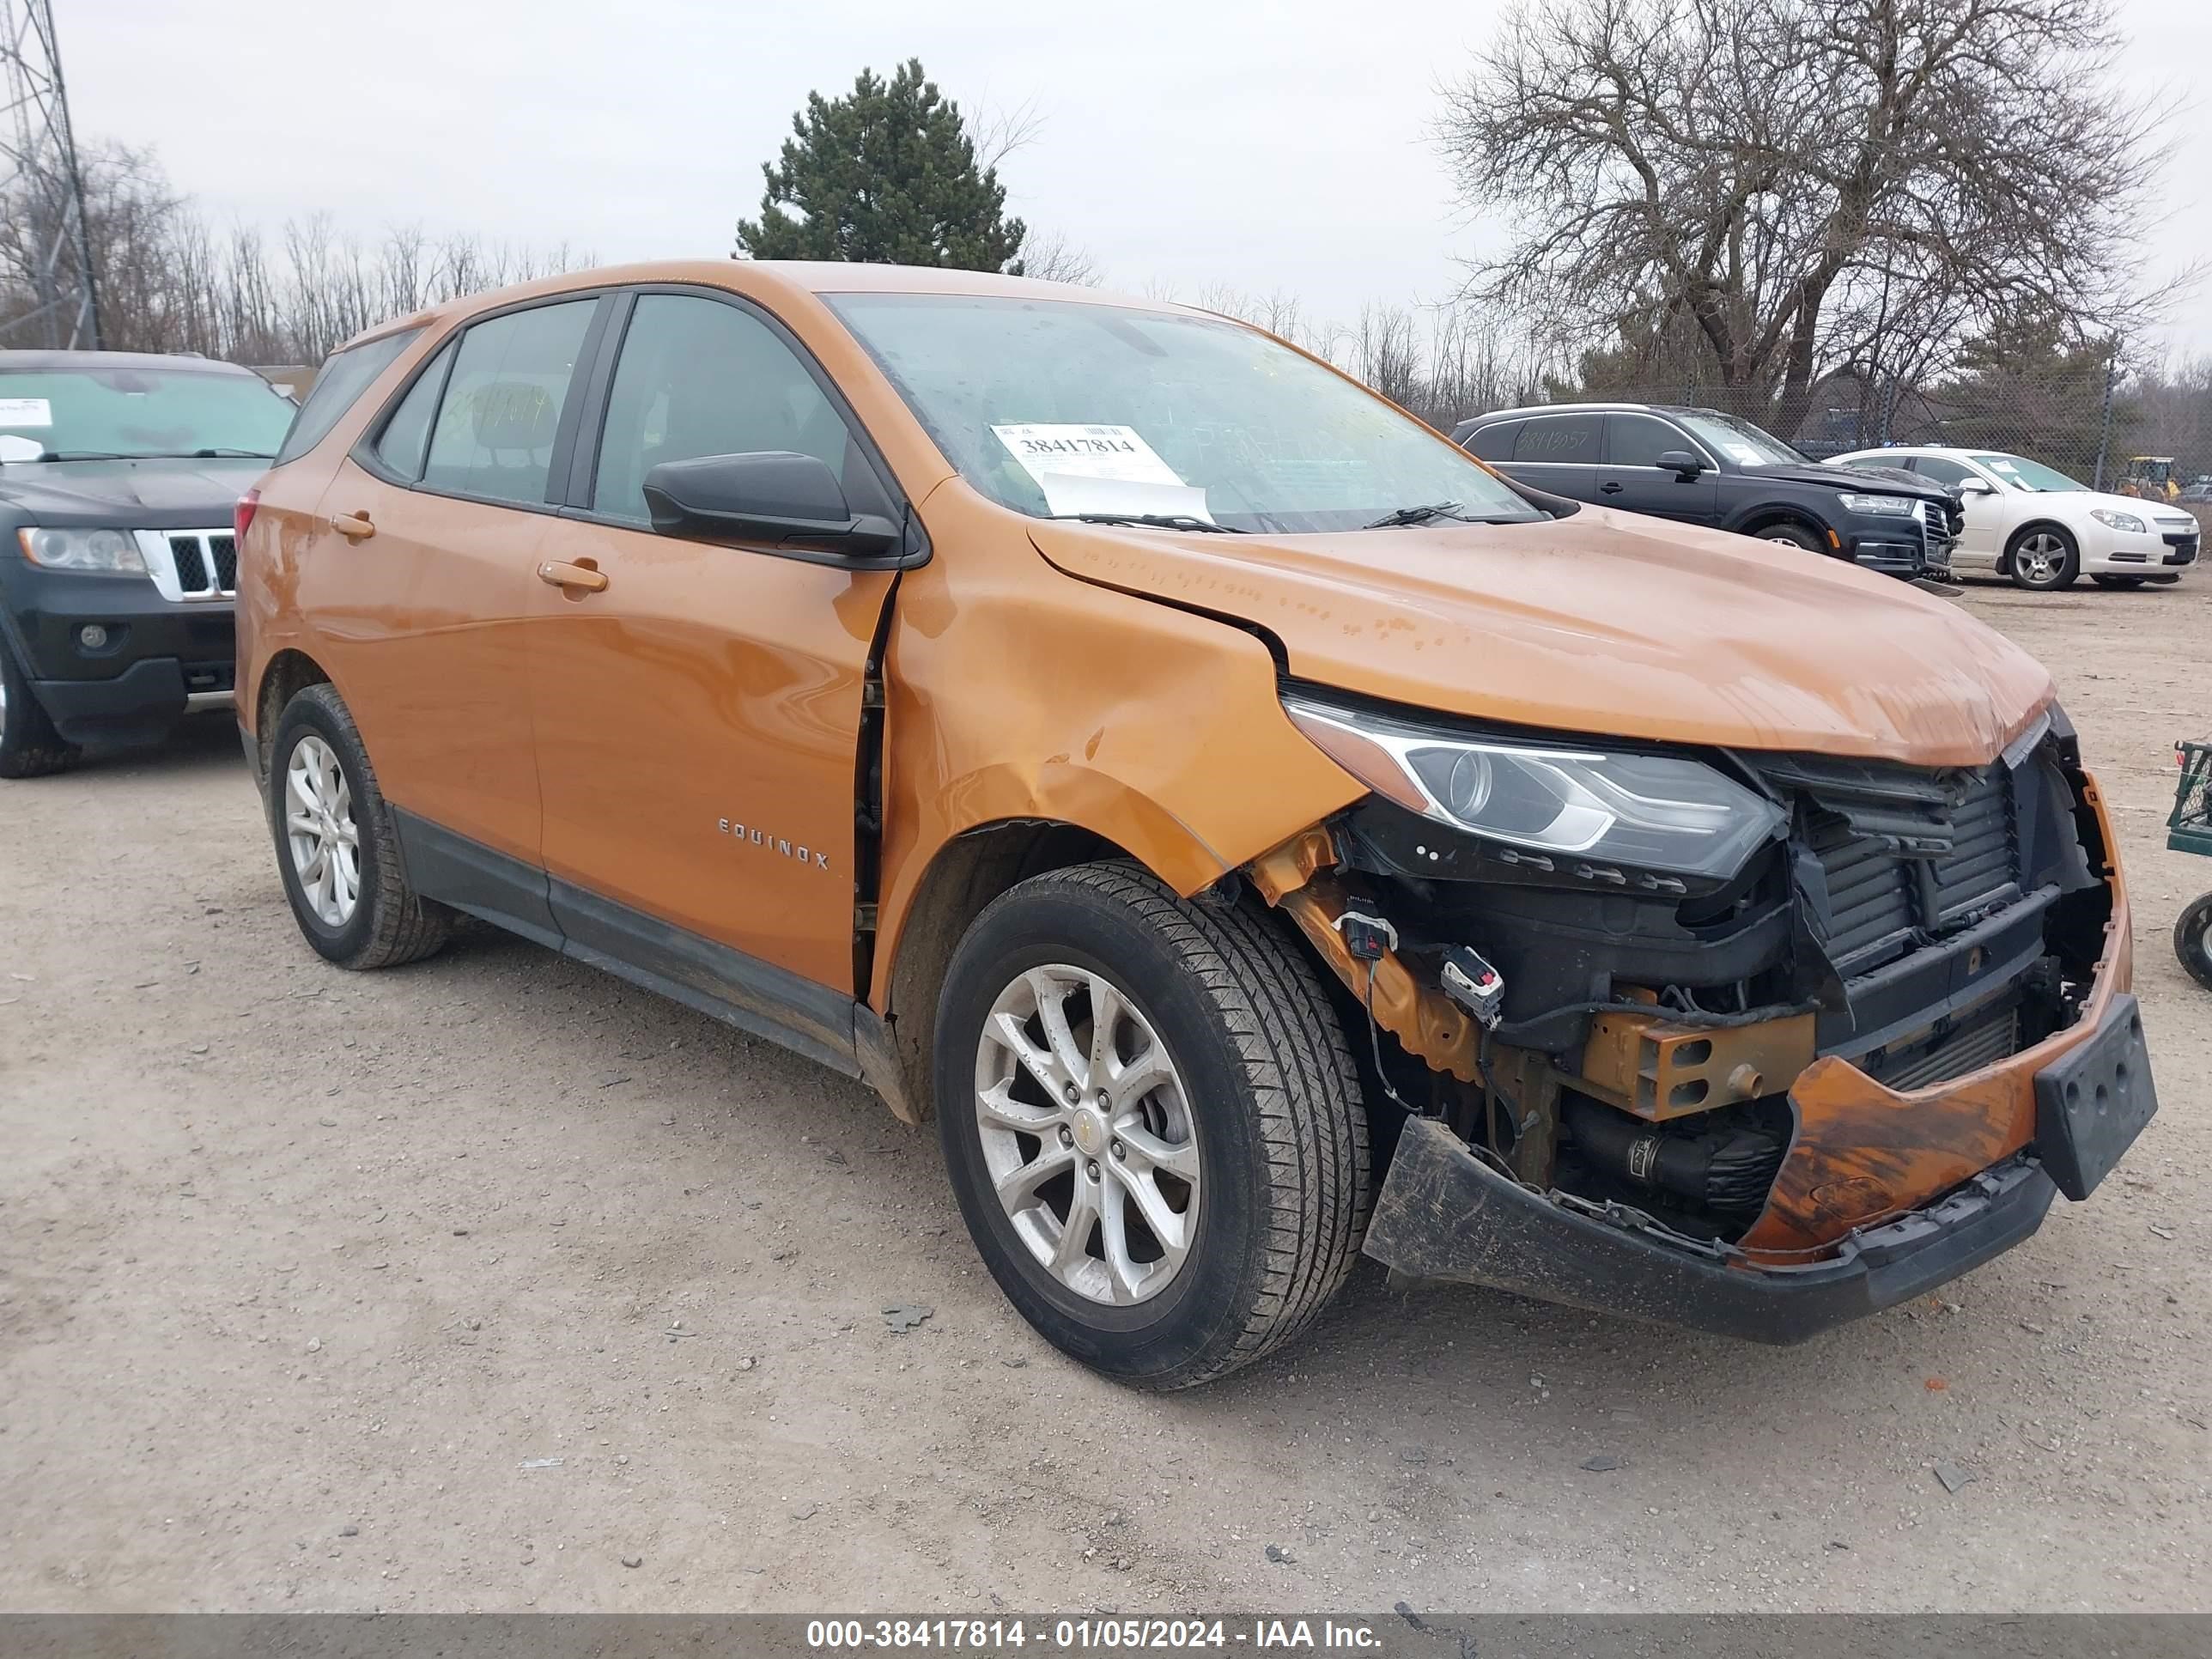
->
<box><xmin>234</xmin><ymin>487</ymin><xmax>260</xmax><ymax>542</ymax></box>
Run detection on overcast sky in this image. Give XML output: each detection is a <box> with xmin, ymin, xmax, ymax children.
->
<box><xmin>63</xmin><ymin>0</ymin><xmax>2212</xmax><ymax>358</ymax></box>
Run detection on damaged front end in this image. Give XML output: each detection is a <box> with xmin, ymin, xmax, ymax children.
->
<box><xmin>1251</xmin><ymin>692</ymin><xmax>2154</xmax><ymax>1342</ymax></box>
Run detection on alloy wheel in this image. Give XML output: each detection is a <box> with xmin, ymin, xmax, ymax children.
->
<box><xmin>284</xmin><ymin>733</ymin><xmax>361</xmax><ymax>927</ymax></box>
<box><xmin>972</xmin><ymin>963</ymin><xmax>1201</xmax><ymax>1306</ymax></box>
<box><xmin>2016</xmin><ymin>532</ymin><xmax>2066</xmax><ymax>586</ymax></box>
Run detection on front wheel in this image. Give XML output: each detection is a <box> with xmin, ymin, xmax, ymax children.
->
<box><xmin>2008</xmin><ymin>526</ymin><xmax>2080</xmax><ymax>590</ymax></box>
<box><xmin>0</xmin><ymin>635</ymin><xmax>80</xmax><ymax>780</ymax></box>
<box><xmin>2177</xmin><ymin>893</ymin><xmax>2212</xmax><ymax>993</ymax></box>
<box><xmin>1755</xmin><ymin>522</ymin><xmax>1827</xmax><ymax>556</ymax></box>
<box><xmin>935</xmin><ymin>863</ymin><xmax>1370</xmax><ymax>1389</ymax></box>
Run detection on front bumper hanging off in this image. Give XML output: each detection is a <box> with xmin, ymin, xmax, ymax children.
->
<box><xmin>1364</xmin><ymin>986</ymin><xmax>2153</xmax><ymax>1342</ymax></box>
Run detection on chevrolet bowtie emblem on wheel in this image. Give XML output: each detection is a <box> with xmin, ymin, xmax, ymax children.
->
<box><xmin>716</xmin><ymin>818</ymin><xmax>830</xmax><ymax>871</ymax></box>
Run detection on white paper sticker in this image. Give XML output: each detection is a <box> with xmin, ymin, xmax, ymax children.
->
<box><xmin>992</xmin><ymin>423</ymin><xmax>1212</xmax><ymax>520</ymax></box>
<box><xmin>0</xmin><ymin>397</ymin><xmax>52</xmax><ymax>428</ymax></box>
<box><xmin>1724</xmin><ymin>442</ymin><xmax>1764</xmax><ymax>466</ymax></box>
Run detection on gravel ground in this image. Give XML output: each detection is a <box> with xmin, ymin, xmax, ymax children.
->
<box><xmin>1</xmin><ymin>576</ymin><xmax>2205</xmax><ymax>1613</ymax></box>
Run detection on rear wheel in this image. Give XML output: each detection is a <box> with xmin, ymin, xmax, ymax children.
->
<box><xmin>268</xmin><ymin>683</ymin><xmax>448</xmax><ymax>970</ymax></box>
<box><xmin>0</xmin><ymin>635</ymin><xmax>79</xmax><ymax>780</ymax></box>
<box><xmin>2177</xmin><ymin>893</ymin><xmax>2212</xmax><ymax>994</ymax></box>
<box><xmin>2008</xmin><ymin>526</ymin><xmax>2080</xmax><ymax>590</ymax></box>
<box><xmin>935</xmin><ymin>862</ymin><xmax>1370</xmax><ymax>1389</ymax></box>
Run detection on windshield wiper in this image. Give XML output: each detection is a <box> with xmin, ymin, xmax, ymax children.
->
<box><xmin>1364</xmin><ymin>501</ymin><xmax>1479</xmax><ymax>528</ymax></box>
<box><xmin>179</xmin><ymin>447</ymin><xmax>277</xmax><ymax>459</ymax></box>
<box><xmin>1049</xmin><ymin>513</ymin><xmax>1246</xmax><ymax>534</ymax></box>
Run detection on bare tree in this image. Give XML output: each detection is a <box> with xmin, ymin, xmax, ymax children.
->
<box><xmin>1438</xmin><ymin>0</ymin><xmax>2179</xmax><ymax>432</ymax></box>
<box><xmin>1016</xmin><ymin>227</ymin><xmax>1102</xmax><ymax>286</ymax></box>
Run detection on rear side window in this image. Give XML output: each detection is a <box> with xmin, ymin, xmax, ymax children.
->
<box><xmin>370</xmin><ymin>339</ymin><xmax>455</xmax><ymax>482</ymax></box>
<box><xmin>1466</xmin><ymin>420</ymin><xmax>1521</xmax><ymax>462</ymax></box>
<box><xmin>275</xmin><ymin>329</ymin><xmax>420</xmax><ymax>465</ymax></box>
<box><xmin>1513</xmin><ymin>414</ymin><xmax>1600</xmax><ymax>465</ymax></box>
<box><xmin>422</xmin><ymin>301</ymin><xmax>598</xmax><ymax>507</ymax></box>
<box><xmin>1607</xmin><ymin>414</ymin><xmax>1693</xmax><ymax>468</ymax></box>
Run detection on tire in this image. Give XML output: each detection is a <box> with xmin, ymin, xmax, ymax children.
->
<box><xmin>267</xmin><ymin>682</ymin><xmax>448</xmax><ymax>970</ymax></box>
<box><xmin>935</xmin><ymin>861</ymin><xmax>1370</xmax><ymax>1389</ymax></box>
<box><xmin>2177</xmin><ymin>893</ymin><xmax>2212</xmax><ymax>994</ymax></box>
<box><xmin>0</xmin><ymin>633</ymin><xmax>80</xmax><ymax>780</ymax></box>
<box><xmin>1753</xmin><ymin>522</ymin><xmax>1826</xmax><ymax>556</ymax></box>
<box><xmin>2007</xmin><ymin>525</ymin><xmax>2080</xmax><ymax>590</ymax></box>
<box><xmin>2092</xmin><ymin>574</ymin><xmax>2147</xmax><ymax>589</ymax></box>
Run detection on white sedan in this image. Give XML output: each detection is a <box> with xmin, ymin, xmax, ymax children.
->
<box><xmin>1832</xmin><ymin>444</ymin><xmax>2201</xmax><ymax>591</ymax></box>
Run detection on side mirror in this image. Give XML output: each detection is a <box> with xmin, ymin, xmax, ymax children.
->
<box><xmin>1956</xmin><ymin>477</ymin><xmax>1996</xmax><ymax>497</ymax></box>
<box><xmin>641</xmin><ymin>451</ymin><xmax>900</xmax><ymax>556</ymax></box>
<box><xmin>1656</xmin><ymin>449</ymin><xmax>1705</xmax><ymax>480</ymax></box>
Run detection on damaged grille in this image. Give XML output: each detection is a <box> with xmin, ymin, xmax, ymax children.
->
<box><xmin>1777</xmin><ymin>758</ymin><xmax>2023</xmax><ymax>979</ymax></box>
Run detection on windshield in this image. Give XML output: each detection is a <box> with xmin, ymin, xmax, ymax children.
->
<box><xmin>1673</xmin><ymin>411</ymin><xmax>1805</xmax><ymax>467</ymax></box>
<box><xmin>0</xmin><ymin>365</ymin><xmax>294</xmax><ymax>460</ymax></box>
<box><xmin>824</xmin><ymin>294</ymin><xmax>1540</xmax><ymax>533</ymax></box>
<box><xmin>1969</xmin><ymin>453</ymin><xmax>2087</xmax><ymax>493</ymax></box>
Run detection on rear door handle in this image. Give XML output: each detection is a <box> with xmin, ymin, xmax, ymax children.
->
<box><xmin>330</xmin><ymin>512</ymin><xmax>376</xmax><ymax>540</ymax></box>
<box><xmin>538</xmin><ymin>560</ymin><xmax>608</xmax><ymax>593</ymax></box>
<box><xmin>1599</xmin><ymin>482</ymin><xmax>1624</xmax><ymax>495</ymax></box>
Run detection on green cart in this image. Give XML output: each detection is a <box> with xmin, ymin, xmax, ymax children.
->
<box><xmin>2174</xmin><ymin>740</ymin><xmax>2212</xmax><ymax>989</ymax></box>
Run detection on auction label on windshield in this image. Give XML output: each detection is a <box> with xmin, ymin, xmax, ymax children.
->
<box><xmin>992</xmin><ymin>422</ymin><xmax>1212</xmax><ymax>520</ymax></box>
<box><xmin>0</xmin><ymin>398</ymin><xmax>52</xmax><ymax>427</ymax></box>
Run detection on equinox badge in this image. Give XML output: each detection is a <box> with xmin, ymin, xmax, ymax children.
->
<box><xmin>717</xmin><ymin>818</ymin><xmax>830</xmax><ymax>872</ymax></box>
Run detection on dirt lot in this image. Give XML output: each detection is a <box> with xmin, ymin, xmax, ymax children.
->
<box><xmin>2</xmin><ymin>576</ymin><xmax>2207</xmax><ymax>1614</ymax></box>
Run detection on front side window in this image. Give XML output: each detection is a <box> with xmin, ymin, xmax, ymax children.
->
<box><xmin>422</xmin><ymin>301</ymin><xmax>598</xmax><ymax>507</ymax></box>
<box><xmin>1607</xmin><ymin>413</ymin><xmax>1696</xmax><ymax>468</ymax></box>
<box><xmin>276</xmin><ymin>331</ymin><xmax>419</xmax><ymax>465</ymax></box>
<box><xmin>1512</xmin><ymin>415</ymin><xmax>1601</xmax><ymax>465</ymax></box>
<box><xmin>0</xmin><ymin>362</ymin><xmax>297</xmax><ymax>463</ymax></box>
<box><xmin>827</xmin><ymin>294</ymin><xmax>1539</xmax><ymax>533</ymax></box>
<box><xmin>591</xmin><ymin>294</ymin><xmax>885</xmax><ymax>525</ymax></box>
<box><xmin>1970</xmin><ymin>453</ymin><xmax>2086</xmax><ymax>493</ymax></box>
<box><xmin>1674</xmin><ymin>411</ymin><xmax>1804</xmax><ymax>468</ymax></box>
<box><xmin>1910</xmin><ymin>455</ymin><xmax>1975</xmax><ymax>487</ymax></box>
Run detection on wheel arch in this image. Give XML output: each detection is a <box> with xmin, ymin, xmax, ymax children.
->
<box><xmin>873</xmin><ymin>813</ymin><xmax>1145</xmax><ymax>1124</ymax></box>
<box><xmin>1732</xmin><ymin>505</ymin><xmax>1831</xmax><ymax>544</ymax></box>
<box><xmin>251</xmin><ymin>647</ymin><xmax>334</xmax><ymax>783</ymax></box>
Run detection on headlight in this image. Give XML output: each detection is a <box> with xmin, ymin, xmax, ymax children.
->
<box><xmin>16</xmin><ymin>526</ymin><xmax>147</xmax><ymax>574</ymax></box>
<box><xmin>1838</xmin><ymin>492</ymin><xmax>1917</xmax><ymax>518</ymax></box>
<box><xmin>2090</xmin><ymin>507</ymin><xmax>2145</xmax><ymax>533</ymax></box>
<box><xmin>1282</xmin><ymin>693</ymin><xmax>1785</xmax><ymax>882</ymax></box>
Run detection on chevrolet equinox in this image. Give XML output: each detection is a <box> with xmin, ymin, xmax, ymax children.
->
<box><xmin>237</xmin><ymin>263</ymin><xmax>2155</xmax><ymax>1389</ymax></box>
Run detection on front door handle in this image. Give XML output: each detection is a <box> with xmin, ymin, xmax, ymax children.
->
<box><xmin>331</xmin><ymin>512</ymin><xmax>376</xmax><ymax>540</ymax></box>
<box><xmin>538</xmin><ymin>560</ymin><xmax>608</xmax><ymax>594</ymax></box>
<box><xmin>1600</xmin><ymin>481</ymin><xmax>1624</xmax><ymax>495</ymax></box>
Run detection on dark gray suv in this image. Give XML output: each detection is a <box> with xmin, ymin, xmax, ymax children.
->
<box><xmin>0</xmin><ymin>350</ymin><xmax>295</xmax><ymax>777</ymax></box>
<box><xmin>1454</xmin><ymin>401</ymin><xmax>1962</xmax><ymax>581</ymax></box>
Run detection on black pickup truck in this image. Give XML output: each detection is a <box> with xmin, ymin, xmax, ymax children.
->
<box><xmin>1454</xmin><ymin>401</ymin><xmax>1963</xmax><ymax>581</ymax></box>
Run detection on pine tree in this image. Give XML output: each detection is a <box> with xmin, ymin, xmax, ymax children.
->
<box><xmin>734</xmin><ymin>60</ymin><xmax>1025</xmax><ymax>272</ymax></box>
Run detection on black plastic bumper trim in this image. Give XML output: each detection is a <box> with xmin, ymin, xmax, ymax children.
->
<box><xmin>1363</xmin><ymin>1116</ymin><xmax>2056</xmax><ymax>1344</ymax></box>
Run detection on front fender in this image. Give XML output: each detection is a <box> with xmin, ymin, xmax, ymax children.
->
<box><xmin>871</xmin><ymin>486</ymin><xmax>1365</xmax><ymax>1011</ymax></box>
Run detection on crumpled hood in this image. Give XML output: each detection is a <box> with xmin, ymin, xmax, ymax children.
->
<box><xmin>1030</xmin><ymin>507</ymin><xmax>2054</xmax><ymax>768</ymax></box>
<box><xmin>1741</xmin><ymin>460</ymin><xmax>1948</xmax><ymax>501</ymax></box>
<box><xmin>0</xmin><ymin>456</ymin><xmax>264</xmax><ymax>524</ymax></box>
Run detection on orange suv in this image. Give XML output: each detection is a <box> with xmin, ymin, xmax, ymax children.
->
<box><xmin>238</xmin><ymin>261</ymin><xmax>2154</xmax><ymax>1389</ymax></box>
